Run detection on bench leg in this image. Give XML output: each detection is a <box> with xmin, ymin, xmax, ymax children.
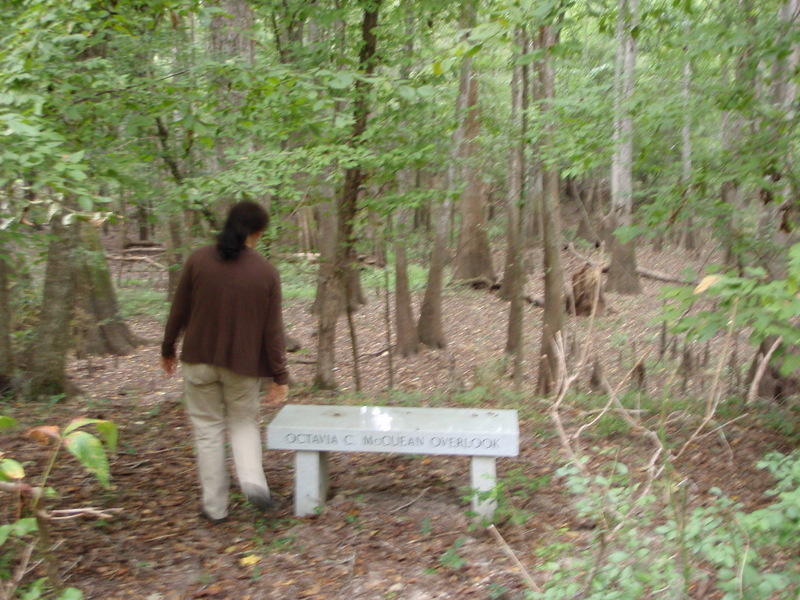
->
<box><xmin>470</xmin><ymin>456</ymin><xmax>497</xmax><ymax>521</ymax></box>
<box><xmin>294</xmin><ymin>451</ymin><xmax>330</xmax><ymax>517</ymax></box>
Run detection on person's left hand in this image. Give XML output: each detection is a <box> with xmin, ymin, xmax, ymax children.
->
<box><xmin>265</xmin><ymin>383</ymin><xmax>288</xmax><ymax>406</ymax></box>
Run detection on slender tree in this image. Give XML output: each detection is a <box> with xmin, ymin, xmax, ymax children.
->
<box><xmin>504</xmin><ymin>28</ymin><xmax>529</xmax><ymax>363</ymax></box>
<box><xmin>606</xmin><ymin>0</ymin><xmax>643</xmax><ymax>294</ymax></box>
<box><xmin>315</xmin><ymin>0</ymin><xmax>382</xmax><ymax>389</ymax></box>
<box><xmin>0</xmin><ymin>235</ymin><xmax>12</xmax><ymax>392</ymax></box>
<box><xmin>537</xmin><ymin>23</ymin><xmax>566</xmax><ymax>396</ymax></box>
<box><xmin>394</xmin><ymin>205</ymin><xmax>419</xmax><ymax>356</ymax></box>
<box><xmin>417</xmin><ymin>1</ymin><xmax>474</xmax><ymax>347</ymax></box>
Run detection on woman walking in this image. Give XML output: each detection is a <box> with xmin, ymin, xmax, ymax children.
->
<box><xmin>161</xmin><ymin>201</ymin><xmax>288</xmax><ymax>523</ymax></box>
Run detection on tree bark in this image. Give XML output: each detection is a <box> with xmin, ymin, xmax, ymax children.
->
<box><xmin>26</xmin><ymin>214</ymin><xmax>78</xmax><ymax>398</ymax></box>
<box><xmin>417</xmin><ymin>199</ymin><xmax>450</xmax><ymax>348</ymax></box>
<box><xmin>681</xmin><ymin>41</ymin><xmax>696</xmax><ymax>251</ymax></box>
<box><xmin>452</xmin><ymin>10</ymin><xmax>494</xmax><ymax>284</ymax></box>
<box><xmin>0</xmin><ymin>235</ymin><xmax>13</xmax><ymax>393</ymax></box>
<box><xmin>394</xmin><ymin>206</ymin><xmax>419</xmax><ymax>357</ymax></box>
<box><xmin>315</xmin><ymin>1</ymin><xmax>381</xmax><ymax>389</ymax></box>
<box><xmin>606</xmin><ymin>0</ymin><xmax>643</xmax><ymax>295</ymax></box>
<box><xmin>311</xmin><ymin>201</ymin><xmax>338</xmax><ymax>316</ymax></box>
<box><xmin>500</xmin><ymin>28</ymin><xmax>528</xmax><ymax>303</ymax></box>
<box><xmin>73</xmin><ymin>223</ymin><xmax>140</xmax><ymax>357</ymax></box>
<box><xmin>504</xmin><ymin>29</ymin><xmax>528</xmax><ymax>361</ymax></box>
<box><xmin>536</xmin><ymin>25</ymin><xmax>566</xmax><ymax>396</ymax></box>
<box><xmin>417</xmin><ymin>0</ymin><xmax>475</xmax><ymax>347</ymax></box>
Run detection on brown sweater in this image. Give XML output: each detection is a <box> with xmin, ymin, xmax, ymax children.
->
<box><xmin>161</xmin><ymin>245</ymin><xmax>288</xmax><ymax>385</ymax></box>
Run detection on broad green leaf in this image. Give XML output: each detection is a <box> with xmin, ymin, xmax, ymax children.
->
<box><xmin>57</xmin><ymin>588</ymin><xmax>84</xmax><ymax>600</ymax></box>
<box><xmin>64</xmin><ymin>417</ymin><xmax>105</xmax><ymax>435</ymax></box>
<box><xmin>64</xmin><ymin>431</ymin><xmax>111</xmax><ymax>488</ymax></box>
<box><xmin>14</xmin><ymin>517</ymin><xmax>38</xmax><ymax>537</ymax></box>
<box><xmin>94</xmin><ymin>420</ymin><xmax>118</xmax><ymax>453</ymax></box>
<box><xmin>0</xmin><ymin>524</ymin><xmax>10</xmax><ymax>545</ymax></box>
<box><xmin>77</xmin><ymin>196</ymin><xmax>93</xmax><ymax>212</ymax></box>
<box><xmin>328</xmin><ymin>72</ymin><xmax>354</xmax><ymax>90</ymax></box>
<box><xmin>20</xmin><ymin>578</ymin><xmax>45</xmax><ymax>600</ymax></box>
<box><xmin>0</xmin><ymin>458</ymin><xmax>25</xmax><ymax>480</ymax></box>
<box><xmin>0</xmin><ymin>415</ymin><xmax>16</xmax><ymax>429</ymax></box>
<box><xmin>397</xmin><ymin>86</ymin><xmax>416</xmax><ymax>102</ymax></box>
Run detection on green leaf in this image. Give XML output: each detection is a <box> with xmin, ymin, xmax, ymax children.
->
<box><xmin>0</xmin><ymin>524</ymin><xmax>10</xmax><ymax>545</ymax></box>
<box><xmin>20</xmin><ymin>578</ymin><xmax>46</xmax><ymax>600</ymax></box>
<box><xmin>397</xmin><ymin>86</ymin><xmax>416</xmax><ymax>102</ymax></box>
<box><xmin>64</xmin><ymin>431</ymin><xmax>111</xmax><ymax>488</ymax></box>
<box><xmin>77</xmin><ymin>196</ymin><xmax>93</xmax><ymax>212</ymax></box>
<box><xmin>778</xmin><ymin>353</ymin><xmax>800</xmax><ymax>377</ymax></box>
<box><xmin>57</xmin><ymin>588</ymin><xmax>85</xmax><ymax>600</ymax></box>
<box><xmin>14</xmin><ymin>517</ymin><xmax>38</xmax><ymax>537</ymax></box>
<box><xmin>0</xmin><ymin>415</ymin><xmax>17</xmax><ymax>429</ymax></box>
<box><xmin>0</xmin><ymin>458</ymin><xmax>25</xmax><ymax>480</ymax></box>
<box><xmin>94</xmin><ymin>420</ymin><xmax>118</xmax><ymax>453</ymax></box>
<box><xmin>328</xmin><ymin>72</ymin><xmax>354</xmax><ymax>90</ymax></box>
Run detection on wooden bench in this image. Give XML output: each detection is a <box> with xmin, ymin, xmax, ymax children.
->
<box><xmin>266</xmin><ymin>404</ymin><xmax>519</xmax><ymax>520</ymax></box>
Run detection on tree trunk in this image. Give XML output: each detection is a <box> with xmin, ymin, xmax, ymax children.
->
<box><xmin>606</xmin><ymin>0</ymin><xmax>643</xmax><ymax>295</ymax></box>
<box><xmin>209</xmin><ymin>0</ymin><xmax>256</xmax><ymax>173</ymax></box>
<box><xmin>315</xmin><ymin>1</ymin><xmax>381</xmax><ymax>389</ymax></box>
<box><xmin>417</xmin><ymin>0</ymin><xmax>475</xmax><ymax>347</ymax></box>
<box><xmin>536</xmin><ymin>25</ymin><xmax>566</xmax><ymax>396</ymax></box>
<box><xmin>681</xmin><ymin>45</ymin><xmax>696</xmax><ymax>251</ymax></box>
<box><xmin>73</xmin><ymin>223</ymin><xmax>140</xmax><ymax>357</ymax></box>
<box><xmin>500</xmin><ymin>28</ymin><xmax>528</xmax><ymax>303</ymax></box>
<box><xmin>394</xmin><ymin>206</ymin><xmax>419</xmax><ymax>357</ymax></box>
<box><xmin>166</xmin><ymin>214</ymin><xmax>184</xmax><ymax>302</ymax></box>
<box><xmin>720</xmin><ymin>0</ymin><xmax>753</xmax><ymax>272</ymax></box>
<box><xmin>311</xmin><ymin>201</ymin><xmax>339</xmax><ymax>316</ymax></box>
<box><xmin>417</xmin><ymin>199</ymin><xmax>450</xmax><ymax>348</ymax></box>
<box><xmin>504</xmin><ymin>29</ymin><xmax>528</xmax><ymax>362</ymax></box>
<box><xmin>452</xmin><ymin>55</ymin><xmax>494</xmax><ymax>283</ymax></box>
<box><xmin>297</xmin><ymin>205</ymin><xmax>318</xmax><ymax>253</ymax></box>
<box><xmin>210</xmin><ymin>0</ymin><xmax>255</xmax><ymax>63</ymax></box>
<box><xmin>26</xmin><ymin>214</ymin><xmax>78</xmax><ymax>398</ymax></box>
<box><xmin>0</xmin><ymin>235</ymin><xmax>13</xmax><ymax>393</ymax></box>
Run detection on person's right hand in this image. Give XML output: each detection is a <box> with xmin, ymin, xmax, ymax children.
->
<box><xmin>161</xmin><ymin>356</ymin><xmax>178</xmax><ymax>377</ymax></box>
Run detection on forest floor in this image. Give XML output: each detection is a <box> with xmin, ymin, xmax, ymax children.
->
<box><xmin>2</xmin><ymin>242</ymin><xmax>799</xmax><ymax>600</ymax></box>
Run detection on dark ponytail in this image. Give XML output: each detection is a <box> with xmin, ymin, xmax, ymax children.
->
<box><xmin>216</xmin><ymin>201</ymin><xmax>269</xmax><ymax>261</ymax></box>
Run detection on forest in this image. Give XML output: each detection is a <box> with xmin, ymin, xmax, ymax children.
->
<box><xmin>1</xmin><ymin>0</ymin><xmax>800</xmax><ymax>598</ymax></box>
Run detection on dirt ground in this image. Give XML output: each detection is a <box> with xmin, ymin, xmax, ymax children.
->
<box><xmin>2</xmin><ymin>243</ymin><xmax>797</xmax><ymax>599</ymax></box>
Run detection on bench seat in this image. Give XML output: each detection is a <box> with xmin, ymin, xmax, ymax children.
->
<box><xmin>267</xmin><ymin>404</ymin><xmax>519</xmax><ymax>520</ymax></box>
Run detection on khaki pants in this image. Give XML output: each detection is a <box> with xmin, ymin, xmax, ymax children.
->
<box><xmin>182</xmin><ymin>362</ymin><xmax>270</xmax><ymax>520</ymax></box>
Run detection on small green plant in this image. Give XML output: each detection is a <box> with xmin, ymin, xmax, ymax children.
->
<box><xmin>438</xmin><ymin>537</ymin><xmax>468</xmax><ymax>571</ymax></box>
<box><xmin>116</xmin><ymin>288</ymin><xmax>169</xmax><ymax>320</ymax></box>
<box><xmin>663</xmin><ymin>242</ymin><xmax>800</xmax><ymax>375</ymax></box>
<box><xmin>1</xmin><ymin>415</ymin><xmax>118</xmax><ymax>600</ymax></box>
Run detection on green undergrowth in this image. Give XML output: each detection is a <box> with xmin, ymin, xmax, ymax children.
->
<box><xmin>116</xmin><ymin>287</ymin><xmax>169</xmax><ymax>320</ymax></box>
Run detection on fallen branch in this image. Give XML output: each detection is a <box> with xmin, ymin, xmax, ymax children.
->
<box><xmin>106</xmin><ymin>254</ymin><xmax>168</xmax><ymax>270</ymax></box>
<box><xmin>0</xmin><ymin>482</ymin><xmax>39</xmax><ymax>496</ymax></box>
<box><xmin>389</xmin><ymin>487</ymin><xmax>429</xmax><ymax>514</ymax></box>
<box><xmin>488</xmin><ymin>525</ymin><xmax>541</xmax><ymax>592</ymax></box>
<box><xmin>47</xmin><ymin>507</ymin><xmax>122</xmax><ymax>521</ymax></box>
<box><xmin>747</xmin><ymin>336</ymin><xmax>783</xmax><ymax>405</ymax></box>
<box><xmin>565</xmin><ymin>242</ymin><xmax>698</xmax><ymax>286</ymax></box>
